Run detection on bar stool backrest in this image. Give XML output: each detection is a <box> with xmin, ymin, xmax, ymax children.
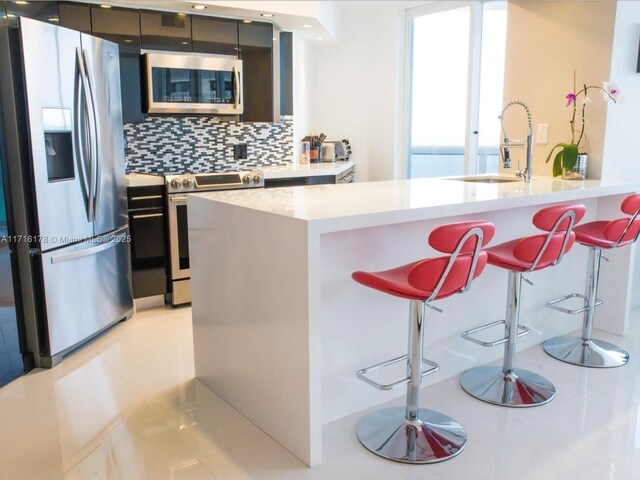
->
<box><xmin>513</xmin><ymin>204</ymin><xmax>586</xmax><ymax>271</ymax></box>
<box><xmin>408</xmin><ymin>221</ymin><xmax>495</xmax><ymax>301</ymax></box>
<box><xmin>604</xmin><ymin>194</ymin><xmax>640</xmax><ymax>246</ymax></box>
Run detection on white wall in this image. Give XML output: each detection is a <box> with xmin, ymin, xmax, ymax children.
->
<box><xmin>601</xmin><ymin>1</ymin><xmax>640</xmax><ymax>307</ymax></box>
<box><xmin>303</xmin><ymin>1</ymin><xmax>405</xmax><ymax>181</ymax></box>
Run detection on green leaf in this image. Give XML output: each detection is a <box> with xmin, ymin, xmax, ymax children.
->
<box><xmin>552</xmin><ymin>150</ymin><xmax>563</xmax><ymax>177</ymax></box>
<box><xmin>563</xmin><ymin>144</ymin><xmax>579</xmax><ymax>170</ymax></box>
<box><xmin>545</xmin><ymin>143</ymin><xmax>569</xmax><ymax>164</ymax></box>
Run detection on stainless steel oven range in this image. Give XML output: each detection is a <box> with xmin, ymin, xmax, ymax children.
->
<box><xmin>165</xmin><ymin>170</ymin><xmax>264</xmax><ymax>306</ymax></box>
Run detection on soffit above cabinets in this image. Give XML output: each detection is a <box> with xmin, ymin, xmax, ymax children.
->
<box><xmin>93</xmin><ymin>0</ymin><xmax>336</xmax><ymax>42</ymax></box>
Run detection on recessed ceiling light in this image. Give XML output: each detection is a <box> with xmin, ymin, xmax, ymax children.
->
<box><xmin>192</xmin><ymin>5</ymin><xmax>207</xmax><ymax>10</ymax></box>
<box><xmin>261</xmin><ymin>13</ymin><xmax>274</xmax><ymax>18</ymax></box>
<box><xmin>302</xmin><ymin>24</ymin><xmax>312</xmax><ymax>29</ymax></box>
<box><xmin>100</xmin><ymin>4</ymin><xmax>112</xmax><ymax>9</ymax></box>
<box><xmin>242</xmin><ymin>20</ymin><xmax>253</xmax><ymax>24</ymax></box>
<box><xmin>315</xmin><ymin>36</ymin><xmax>324</xmax><ymax>40</ymax></box>
<box><xmin>14</xmin><ymin>1</ymin><xmax>29</xmax><ymax>5</ymax></box>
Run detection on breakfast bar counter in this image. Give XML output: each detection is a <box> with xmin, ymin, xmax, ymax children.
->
<box><xmin>188</xmin><ymin>176</ymin><xmax>639</xmax><ymax>466</ymax></box>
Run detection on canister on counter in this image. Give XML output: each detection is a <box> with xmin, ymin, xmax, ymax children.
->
<box><xmin>322</xmin><ymin>143</ymin><xmax>335</xmax><ymax>163</ymax></box>
<box><xmin>300</xmin><ymin>141</ymin><xmax>310</xmax><ymax>164</ymax></box>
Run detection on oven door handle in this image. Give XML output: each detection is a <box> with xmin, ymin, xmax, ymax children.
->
<box><xmin>169</xmin><ymin>196</ymin><xmax>188</xmax><ymax>203</ymax></box>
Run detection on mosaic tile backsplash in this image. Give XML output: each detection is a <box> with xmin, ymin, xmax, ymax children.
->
<box><xmin>124</xmin><ymin>116</ymin><xmax>293</xmax><ymax>174</ymax></box>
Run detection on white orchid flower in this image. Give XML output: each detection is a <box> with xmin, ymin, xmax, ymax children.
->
<box><xmin>602</xmin><ymin>81</ymin><xmax>620</xmax><ymax>101</ymax></box>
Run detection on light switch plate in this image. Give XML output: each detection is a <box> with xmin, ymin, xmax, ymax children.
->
<box><xmin>536</xmin><ymin>124</ymin><xmax>548</xmax><ymax>144</ymax></box>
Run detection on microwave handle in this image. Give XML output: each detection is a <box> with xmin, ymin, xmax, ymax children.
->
<box><xmin>233</xmin><ymin>66</ymin><xmax>241</xmax><ymax>108</ymax></box>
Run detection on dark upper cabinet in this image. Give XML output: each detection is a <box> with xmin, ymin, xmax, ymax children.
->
<box><xmin>192</xmin><ymin>16</ymin><xmax>238</xmax><ymax>56</ymax></box>
<box><xmin>91</xmin><ymin>5</ymin><xmax>141</xmax><ymax>45</ymax></box>
<box><xmin>141</xmin><ymin>11</ymin><xmax>191</xmax><ymax>52</ymax></box>
<box><xmin>5</xmin><ymin>1</ymin><xmax>59</xmax><ymax>24</ymax></box>
<box><xmin>280</xmin><ymin>31</ymin><xmax>293</xmax><ymax>116</ymax></box>
<box><xmin>0</xmin><ymin>2</ymin><xmax>5</xmax><ymax>19</ymax></box>
<box><xmin>91</xmin><ymin>5</ymin><xmax>145</xmax><ymax>124</ymax></box>
<box><xmin>58</xmin><ymin>2</ymin><xmax>91</xmax><ymax>33</ymax></box>
<box><xmin>238</xmin><ymin>21</ymin><xmax>274</xmax><ymax>122</ymax></box>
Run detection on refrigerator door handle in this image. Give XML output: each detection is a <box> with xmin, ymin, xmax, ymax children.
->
<box><xmin>49</xmin><ymin>227</ymin><xmax>129</xmax><ymax>264</ymax></box>
<box><xmin>74</xmin><ymin>47</ymin><xmax>91</xmax><ymax>220</ymax></box>
<box><xmin>82</xmin><ymin>48</ymin><xmax>100</xmax><ymax>223</ymax></box>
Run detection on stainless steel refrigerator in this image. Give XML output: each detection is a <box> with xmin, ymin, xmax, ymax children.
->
<box><xmin>0</xmin><ymin>17</ymin><xmax>133</xmax><ymax>368</ymax></box>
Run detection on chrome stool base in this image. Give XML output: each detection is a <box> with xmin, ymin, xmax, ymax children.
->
<box><xmin>357</xmin><ymin>407</ymin><xmax>467</xmax><ymax>464</ymax></box>
<box><xmin>543</xmin><ymin>336</ymin><xmax>629</xmax><ymax>368</ymax></box>
<box><xmin>460</xmin><ymin>366</ymin><xmax>556</xmax><ymax>407</ymax></box>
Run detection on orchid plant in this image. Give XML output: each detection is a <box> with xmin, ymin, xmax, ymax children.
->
<box><xmin>545</xmin><ymin>74</ymin><xmax>619</xmax><ymax>177</ymax></box>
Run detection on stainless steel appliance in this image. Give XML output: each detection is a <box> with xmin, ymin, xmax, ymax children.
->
<box><xmin>0</xmin><ymin>17</ymin><xmax>133</xmax><ymax>367</ymax></box>
<box><xmin>322</xmin><ymin>139</ymin><xmax>352</xmax><ymax>162</ymax></box>
<box><xmin>336</xmin><ymin>165</ymin><xmax>355</xmax><ymax>184</ymax></box>
<box><xmin>166</xmin><ymin>170</ymin><xmax>263</xmax><ymax>306</ymax></box>
<box><xmin>143</xmin><ymin>51</ymin><xmax>243</xmax><ymax>115</ymax></box>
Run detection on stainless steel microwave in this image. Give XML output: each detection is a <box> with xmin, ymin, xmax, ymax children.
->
<box><xmin>142</xmin><ymin>52</ymin><xmax>243</xmax><ymax>115</ymax></box>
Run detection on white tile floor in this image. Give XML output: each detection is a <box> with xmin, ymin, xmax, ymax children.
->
<box><xmin>1</xmin><ymin>305</ymin><xmax>640</xmax><ymax>479</ymax></box>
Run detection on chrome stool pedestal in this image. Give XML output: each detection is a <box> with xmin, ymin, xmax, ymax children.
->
<box><xmin>356</xmin><ymin>300</ymin><xmax>467</xmax><ymax>464</ymax></box>
<box><xmin>544</xmin><ymin>248</ymin><xmax>629</xmax><ymax>368</ymax></box>
<box><xmin>460</xmin><ymin>203</ymin><xmax>586</xmax><ymax>408</ymax></box>
<box><xmin>460</xmin><ymin>271</ymin><xmax>555</xmax><ymax>407</ymax></box>
<box><xmin>352</xmin><ymin>221</ymin><xmax>495</xmax><ymax>464</ymax></box>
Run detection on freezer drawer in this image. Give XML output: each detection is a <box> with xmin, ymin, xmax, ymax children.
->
<box><xmin>38</xmin><ymin>227</ymin><xmax>133</xmax><ymax>361</ymax></box>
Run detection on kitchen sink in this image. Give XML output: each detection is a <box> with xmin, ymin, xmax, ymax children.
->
<box><xmin>448</xmin><ymin>176</ymin><xmax>521</xmax><ymax>184</ymax></box>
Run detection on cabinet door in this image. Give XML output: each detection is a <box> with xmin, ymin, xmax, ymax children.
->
<box><xmin>141</xmin><ymin>11</ymin><xmax>191</xmax><ymax>51</ymax></box>
<box><xmin>91</xmin><ymin>5</ymin><xmax>144</xmax><ymax>124</ymax></box>
<box><xmin>5</xmin><ymin>1</ymin><xmax>59</xmax><ymax>24</ymax></box>
<box><xmin>129</xmin><ymin>209</ymin><xmax>167</xmax><ymax>298</ymax></box>
<box><xmin>238</xmin><ymin>21</ymin><xmax>273</xmax><ymax>122</ymax></box>
<box><xmin>280</xmin><ymin>31</ymin><xmax>293</xmax><ymax>116</ymax></box>
<box><xmin>192</xmin><ymin>16</ymin><xmax>238</xmax><ymax>55</ymax></box>
<box><xmin>58</xmin><ymin>2</ymin><xmax>91</xmax><ymax>33</ymax></box>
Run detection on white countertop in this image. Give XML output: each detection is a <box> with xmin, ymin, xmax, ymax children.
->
<box><xmin>262</xmin><ymin>160</ymin><xmax>354</xmax><ymax>179</ymax></box>
<box><xmin>191</xmin><ymin>176</ymin><xmax>640</xmax><ymax>231</ymax></box>
<box><xmin>125</xmin><ymin>172</ymin><xmax>164</xmax><ymax>187</ymax></box>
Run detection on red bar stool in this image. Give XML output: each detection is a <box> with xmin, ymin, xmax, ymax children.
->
<box><xmin>352</xmin><ymin>220</ymin><xmax>495</xmax><ymax>464</ymax></box>
<box><xmin>544</xmin><ymin>194</ymin><xmax>640</xmax><ymax>367</ymax></box>
<box><xmin>460</xmin><ymin>204</ymin><xmax>586</xmax><ymax>407</ymax></box>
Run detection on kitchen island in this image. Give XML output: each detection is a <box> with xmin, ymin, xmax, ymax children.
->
<box><xmin>188</xmin><ymin>176</ymin><xmax>639</xmax><ymax>466</ymax></box>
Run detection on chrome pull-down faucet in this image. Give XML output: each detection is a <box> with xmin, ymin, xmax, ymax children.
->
<box><xmin>498</xmin><ymin>99</ymin><xmax>533</xmax><ymax>183</ymax></box>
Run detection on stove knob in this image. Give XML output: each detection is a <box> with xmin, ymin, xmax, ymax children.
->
<box><xmin>182</xmin><ymin>178</ymin><xmax>194</xmax><ymax>189</ymax></box>
<box><xmin>242</xmin><ymin>175</ymin><xmax>251</xmax><ymax>184</ymax></box>
<box><xmin>170</xmin><ymin>178</ymin><xmax>181</xmax><ymax>189</ymax></box>
<box><xmin>252</xmin><ymin>174</ymin><xmax>262</xmax><ymax>184</ymax></box>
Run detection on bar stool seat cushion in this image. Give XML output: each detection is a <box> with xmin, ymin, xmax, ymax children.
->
<box><xmin>486</xmin><ymin>233</ymin><xmax>576</xmax><ymax>272</ymax></box>
<box><xmin>352</xmin><ymin>253</ymin><xmax>488</xmax><ymax>301</ymax></box>
<box><xmin>574</xmin><ymin>219</ymin><xmax>640</xmax><ymax>249</ymax></box>
<box><xmin>352</xmin><ymin>220</ymin><xmax>495</xmax><ymax>302</ymax></box>
<box><xmin>485</xmin><ymin>203</ymin><xmax>586</xmax><ymax>272</ymax></box>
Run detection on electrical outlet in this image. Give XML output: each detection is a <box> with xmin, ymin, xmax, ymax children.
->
<box><xmin>233</xmin><ymin>143</ymin><xmax>248</xmax><ymax>160</ymax></box>
<box><xmin>536</xmin><ymin>124</ymin><xmax>548</xmax><ymax>144</ymax></box>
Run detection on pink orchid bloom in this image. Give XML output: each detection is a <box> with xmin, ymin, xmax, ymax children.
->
<box><xmin>565</xmin><ymin>93</ymin><xmax>576</xmax><ymax>107</ymax></box>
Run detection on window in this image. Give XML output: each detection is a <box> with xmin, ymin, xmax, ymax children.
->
<box><xmin>406</xmin><ymin>1</ymin><xmax>507</xmax><ymax>179</ymax></box>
